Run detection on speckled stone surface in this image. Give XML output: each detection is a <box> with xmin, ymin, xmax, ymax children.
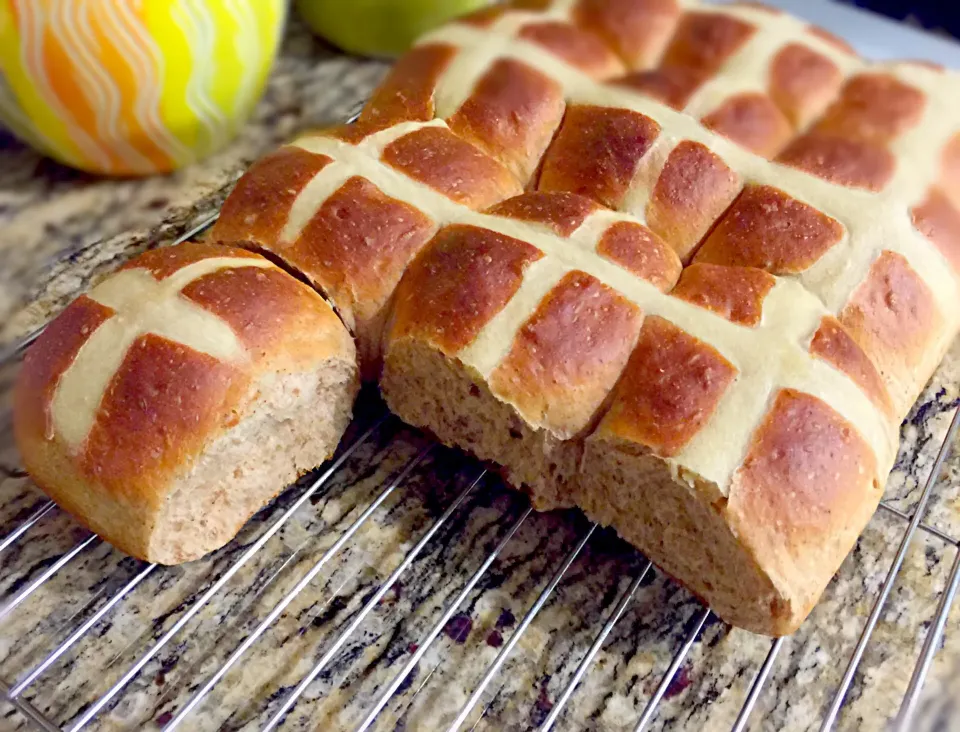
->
<box><xmin>2</xmin><ymin>13</ymin><xmax>960</xmax><ymax>732</ymax></box>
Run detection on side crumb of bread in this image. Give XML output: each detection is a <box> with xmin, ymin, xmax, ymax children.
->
<box><xmin>14</xmin><ymin>242</ymin><xmax>359</xmax><ymax>564</ymax></box>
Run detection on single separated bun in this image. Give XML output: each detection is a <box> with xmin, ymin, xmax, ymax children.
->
<box><xmin>14</xmin><ymin>242</ymin><xmax>359</xmax><ymax>564</ymax></box>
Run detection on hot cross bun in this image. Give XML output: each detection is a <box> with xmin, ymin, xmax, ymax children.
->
<box><xmin>14</xmin><ymin>243</ymin><xmax>358</xmax><ymax>564</ymax></box>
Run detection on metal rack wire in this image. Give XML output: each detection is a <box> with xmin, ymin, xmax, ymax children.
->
<box><xmin>1</xmin><ymin>199</ymin><xmax>959</xmax><ymax>732</ymax></box>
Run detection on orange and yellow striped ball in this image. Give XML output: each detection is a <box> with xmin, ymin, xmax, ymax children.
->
<box><xmin>0</xmin><ymin>0</ymin><xmax>286</xmax><ymax>176</ymax></box>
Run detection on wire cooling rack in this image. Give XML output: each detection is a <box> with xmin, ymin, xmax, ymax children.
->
<box><xmin>1</xmin><ymin>213</ymin><xmax>960</xmax><ymax>732</ymax></box>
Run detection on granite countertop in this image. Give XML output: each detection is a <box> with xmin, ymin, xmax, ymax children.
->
<box><xmin>1</xmin><ymin>14</ymin><xmax>960</xmax><ymax>732</ymax></box>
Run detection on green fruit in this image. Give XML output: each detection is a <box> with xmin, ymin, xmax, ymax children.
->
<box><xmin>296</xmin><ymin>0</ymin><xmax>490</xmax><ymax>58</ymax></box>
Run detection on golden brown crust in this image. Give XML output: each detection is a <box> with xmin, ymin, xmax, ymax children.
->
<box><xmin>572</xmin><ymin>0</ymin><xmax>680</xmax><ymax>70</ymax></box>
<box><xmin>809</xmin><ymin>316</ymin><xmax>894</xmax><ymax>416</ymax></box>
<box><xmin>447</xmin><ymin>58</ymin><xmax>566</xmax><ymax>185</ymax></box>
<box><xmin>518</xmin><ymin>21</ymin><xmax>625</xmax><ymax>79</ymax></box>
<box><xmin>181</xmin><ymin>264</ymin><xmax>347</xmax><ymax>364</ymax></box>
<box><xmin>777</xmin><ymin>133</ymin><xmax>894</xmax><ymax>192</ymax></box>
<box><xmin>911</xmin><ymin>188</ymin><xmax>960</xmax><ymax>277</ymax></box>
<box><xmin>358</xmin><ymin>43</ymin><xmax>458</xmax><ymax>129</ymax></box>
<box><xmin>700</xmin><ymin>92</ymin><xmax>793</xmax><ymax>158</ymax></box>
<box><xmin>390</xmin><ymin>225</ymin><xmax>543</xmax><ymax>354</ymax></box>
<box><xmin>769</xmin><ymin>43</ymin><xmax>843</xmax><ymax>128</ymax></box>
<box><xmin>596</xmin><ymin>221</ymin><xmax>682</xmax><ymax>291</ymax></box>
<box><xmin>211</xmin><ymin>147</ymin><xmax>333</xmax><ymax>247</ymax></box>
<box><xmin>597</xmin><ymin>316</ymin><xmax>738</xmax><ymax>457</ymax></box>
<box><xmin>660</xmin><ymin>12</ymin><xmax>756</xmax><ymax>74</ymax></box>
<box><xmin>460</xmin><ymin>5</ymin><xmax>506</xmax><ymax>26</ymax></box>
<box><xmin>670</xmin><ymin>263</ymin><xmax>776</xmax><ymax>326</ymax></box>
<box><xmin>381</xmin><ymin>126</ymin><xmax>522</xmax><ymax>208</ymax></box>
<box><xmin>840</xmin><ymin>251</ymin><xmax>944</xmax><ymax>411</ymax></box>
<box><xmin>727</xmin><ymin>389</ymin><xmax>879</xmax><ymax>633</ymax></box>
<box><xmin>490</xmin><ymin>271</ymin><xmax>642</xmax><ymax>435</ymax></box>
<box><xmin>645</xmin><ymin>140</ymin><xmax>742</xmax><ymax>261</ymax></box>
<box><xmin>538</xmin><ymin>105</ymin><xmax>661</xmax><ymax>209</ymax></box>
<box><xmin>813</xmin><ymin>72</ymin><xmax>926</xmax><ymax>145</ymax></box>
<box><xmin>80</xmin><ymin>336</ymin><xmax>241</xmax><ymax>504</ymax></box>
<box><xmin>275</xmin><ymin>177</ymin><xmax>437</xmax><ymax>334</ymax></box>
<box><xmin>694</xmin><ymin>184</ymin><xmax>844</xmax><ymax>274</ymax></box>
<box><xmin>487</xmin><ymin>191</ymin><xmax>600</xmax><ymax>236</ymax></box>
<box><xmin>327</xmin><ymin>121</ymin><xmax>389</xmax><ymax>145</ymax></box>
<box><xmin>612</xmin><ymin>66</ymin><xmax>707</xmax><ymax>110</ymax></box>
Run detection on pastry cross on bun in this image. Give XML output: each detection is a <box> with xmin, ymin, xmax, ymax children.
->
<box><xmin>14</xmin><ymin>243</ymin><xmax>358</xmax><ymax>564</ymax></box>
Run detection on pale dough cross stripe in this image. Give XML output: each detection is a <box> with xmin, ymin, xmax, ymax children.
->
<box><xmin>51</xmin><ymin>257</ymin><xmax>273</xmax><ymax>451</ymax></box>
<box><xmin>281</xmin><ymin>119</ymin><xmax>448</xmax><ymax>245</ymax></box>
<box><xmin>287</xmin><ymin>130</ymin><xmax>895</xmax><ymax>494</ymax></box>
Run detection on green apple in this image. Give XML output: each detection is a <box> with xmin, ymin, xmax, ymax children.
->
<box><xmin>296</xmin><ymin>0</ymin><xmax>491</xmax><ymax>58</ymax></box>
